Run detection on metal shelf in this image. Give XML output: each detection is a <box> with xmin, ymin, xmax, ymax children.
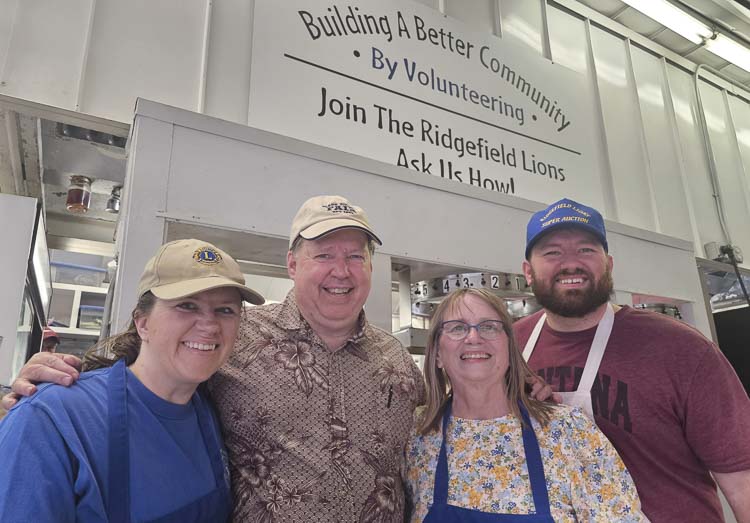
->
<box><xmin>52</xmin><ymin>282</ymin><xmax>107</xmax><ymax>294</ymax></box>
<box><xmin>54</xmin><ymin>327</ymin><xmax>101</xmax><ymax>337</ymax></box>
<box><xmin>49</xmin><ymin>282</ymin><xmax>107</xmax><ymax>336</ymax></box>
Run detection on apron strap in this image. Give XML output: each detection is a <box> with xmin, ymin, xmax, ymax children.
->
<box><xmin>575</xmin><ymin>304</ymin><xmax>614</xmax><ymax>392</ymax></box>
<box><xmin>107</xmin><ymin>359</ymin><xmax>131</xmax><ymax>523</ymax></box>
<box><xmin>431</xmin><ymin>401</ymin><xmax>453</xmax><ymax>505</ymax></box>
<box><xmin>518</xmin><ymin>403</ymin><xmax>552</xmax><ymax>516</ymax></box>
<box><xmin>193</xmin><ymin>394</ymin><xmax>228</xmax><ymax>492</ymax></box>
<box><xmin>522</xmin><ymin>313</ymin><xmax>547</xmax><ymax>361</ymax></box>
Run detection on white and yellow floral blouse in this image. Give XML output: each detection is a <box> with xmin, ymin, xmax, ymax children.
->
<box><xmin>405</xmin><ymin>404</ymin><xmax>648</xmax><ymax>522</ymax></box>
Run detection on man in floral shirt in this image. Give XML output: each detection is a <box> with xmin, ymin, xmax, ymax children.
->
<box><xmin>209</xmin><ymin>195</ymin><xmax>425</xmax><ymax>522</ymax></box>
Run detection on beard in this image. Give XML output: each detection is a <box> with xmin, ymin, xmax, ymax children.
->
<box><xmin>531</xmin><ymin>266</ymin><xmax>613</xmax><ymax>318</ymax></box>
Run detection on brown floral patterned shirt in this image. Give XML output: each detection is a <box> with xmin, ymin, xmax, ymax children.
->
<box><xmin>209</xmin><ymin>290</ymin><xmax>425</xmax><ymax>522</ymax></box>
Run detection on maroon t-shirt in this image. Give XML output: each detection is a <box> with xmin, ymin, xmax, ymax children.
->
<box><xmin>514</xmin><ymin>306</ymin><xmax>750</xmax><ymax>523</ymax></box>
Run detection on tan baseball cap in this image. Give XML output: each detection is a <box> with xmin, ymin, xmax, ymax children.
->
<box><xmin>289</xmin><ymin>195</ymin><xmax>382</xmax><ymax>248</ymax></box>
<box><xmin>137</xmin><ymin>239</ymin><xmax>264</xmax><ymax>305</ymax></box>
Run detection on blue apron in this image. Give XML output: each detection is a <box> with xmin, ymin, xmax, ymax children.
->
<box><xmin>424</xmin><ymin>401</ymin><xmax>554</xmax><ymax>522</ymax></box>
<box><xmin>106</xmin><ymin>359</ymin><xmax>231</xmax><ymax>523</ymax></box>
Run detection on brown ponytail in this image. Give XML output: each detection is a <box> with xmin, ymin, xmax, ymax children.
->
<box><xmin>82</xmin><ymin>292</ymin><xmax>156</xmax><ymax>371</ymax></box>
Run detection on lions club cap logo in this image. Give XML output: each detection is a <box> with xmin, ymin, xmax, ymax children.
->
<box><xmin>193</xmin><ymin>246</ymin><xmax>222</xmax><ymax>264</ymax></box>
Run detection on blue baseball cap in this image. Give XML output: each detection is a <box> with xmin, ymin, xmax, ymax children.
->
<box><xmin>525</xmin><ymin>198</ymin><xmax>608</xmax><ymax>259</ymax></box>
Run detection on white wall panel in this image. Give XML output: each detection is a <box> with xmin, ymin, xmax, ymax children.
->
<box><xmin>727</xmin><ymin>94</ymin><xmax>750</xmax><ymax>219</ymax></box>
<box><xmin>590</xmin><ymin>27</ymin><xmax>654</xmax><ymax>230</ymax></box>
<box><xmin>410</xmin><ymin>0</ymin><xmax>439</xmax><ymax>9</ymax></box>
<box><xmin>0</xmin><ymin>0</ymin><xmax>92</xmax><ymax>110</ymax></box>
<box><xmin>79</xmin><ymin>0</ymin><xmax>208</xmax><ymax>122</ymax></box>
<box><xmin>444</xmin><ymin>0</ymin><xmax>497</xmax><ymax>36</ymax></box>
<box><xmin>547</xmin><ymin>6</ymin><xmax>586</xmax><ymax>74</ymax></box>
<box><xmin>630</xmin><ymin>47</ymin><xmax>692</xmax><ymax>240</ymax></box>
<box><xmin>699</xmin><ymin>84</ymin><xmax>750</xmax><ymax>257</ymax></box>
<box><xmin>665</xmin><ymin>66</ymin><xmax>723</xmax><ymax>255</ymax></box>
<box><xmin>203</xmin><ymin>0</ymin><xmax>254</xmax><ymax>124</ymax></box>
<box><xmin>110</xmin><ymin>115</ymin><xmax>173</xmax><ymax>329</ymax></box>
<box><xmin>498</xmin><ymin>0</ymin><xmax>544</xmax><ymax>55</ymax></box>
<box><xmin>0</xmin><ymin>0</ymin><xmax>20</xmax><ymax>71</ymax></box>
<box><xmin>547</xmin><ymin>7</ymin><xmax>614</xmax><ymax>218</ymax></box>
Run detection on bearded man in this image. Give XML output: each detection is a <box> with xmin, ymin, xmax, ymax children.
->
<box><xmin>514</xmin><ymin>198</ymin><xmax>750</xmax><ymax>523</ymax></box>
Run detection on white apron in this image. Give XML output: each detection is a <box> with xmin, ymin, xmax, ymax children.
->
<box><xmin>522</xmin><ymin>304</ymin><xmax>615</xmax><ymax>418</ymax></box>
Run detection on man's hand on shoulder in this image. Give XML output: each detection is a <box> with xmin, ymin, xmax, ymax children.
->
<box><xmin>1</xmin><ymin>353</ymin><xmax>82</xmax><ymax>410</ymax></box>
<box><xmin>526</xmin><ymin>374</ymin><xmax>562</xmax><ymax>403</ymax></box>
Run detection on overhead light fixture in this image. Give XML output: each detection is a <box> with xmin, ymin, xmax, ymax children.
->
<box><xmin>705</xmin><ymin>34</ymin><xmax>750</xmax><ymax>73</ymax></box>
<box><xmin>620</xmin><ymin>0</ymin><xmax>750</xmax><ymax>73</ymax></box>
<box><xmin>620</xmin><ymin>0</ymin><xmax>713</xmax><ymax>44</ymax></box>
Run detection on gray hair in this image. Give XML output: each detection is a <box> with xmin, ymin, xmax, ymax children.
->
<box><xmin>289</xmin><ymin>234</ymin><xmax>376</xmax><ymax>256</ymax></box>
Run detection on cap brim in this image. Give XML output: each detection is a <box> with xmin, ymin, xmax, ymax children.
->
<box><xmin>299</xmin><ymin>218</ymin><xmax>382</xmax><ymax>246</ymax></box>
<box><xmin>526</xmin><ymin>222</ymin><xmax>608</xmax><ymax>259</ymax></box>
<box><xmin>150</xmin><ymin>276</ymin><xmax>265</xmax><ymax>305</ymax></box>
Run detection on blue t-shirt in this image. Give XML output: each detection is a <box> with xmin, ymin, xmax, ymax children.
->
<box><xmin>0</xmin><ymin>366</ymin><xmax>230</xmax><ymax>522</ymax></box>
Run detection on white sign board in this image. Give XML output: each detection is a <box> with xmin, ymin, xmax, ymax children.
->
<box><xmin>249</xmin><ymin>0</ymin><xmax>601</xmax><ymax>207</ymax></box>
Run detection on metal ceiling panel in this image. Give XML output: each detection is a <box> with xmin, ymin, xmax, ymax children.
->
<box><xmin>688</xmin><ymin>46</ymin><xmax>737</xmax><ymax>68</ymax></box>
<box><xmin>40</xmin><ymin>120</ymin><xmax>126</xmax><ymax>188</ymax></box>
<box><xmin>651</xmin><ymin>31</ymin><xmax>701</xmax><ymax>55</ymax></box>
<box><xmin>722</xmin><ymin>63</ymin><xmax>750</xmax><ymax>82</ymax></box>
<box><xmin>577</xmin><ymin>0</ymin><xmax>624</xmax><ymax>14</ymax></box>
<box><xmin>612</xmin><ymin>8</ymin><xmax>665</xmax><ymax>35</ymax></box>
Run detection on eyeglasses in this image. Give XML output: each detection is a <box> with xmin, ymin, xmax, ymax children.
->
<box><xmin>440</xmin><ymin>320</ymin><xmax>505</xmax><ymax>341</ymax></box>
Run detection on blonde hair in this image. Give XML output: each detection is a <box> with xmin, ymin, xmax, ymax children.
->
<box><xmin>418</xmin><ymin>288</ymin><xmax>553</xmax><ymax>434</ymax></box>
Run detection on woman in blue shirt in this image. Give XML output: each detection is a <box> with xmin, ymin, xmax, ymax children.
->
<box><xmin>0</xmin><ymin>238</ymin><xmax>264</xmax><ymax>522</ymax></box>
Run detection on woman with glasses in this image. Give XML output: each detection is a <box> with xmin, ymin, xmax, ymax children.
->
<box><xmin>404</xmin><ymin>288</ymin><xmax>647</xmax><ymax>522</ymax></box>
